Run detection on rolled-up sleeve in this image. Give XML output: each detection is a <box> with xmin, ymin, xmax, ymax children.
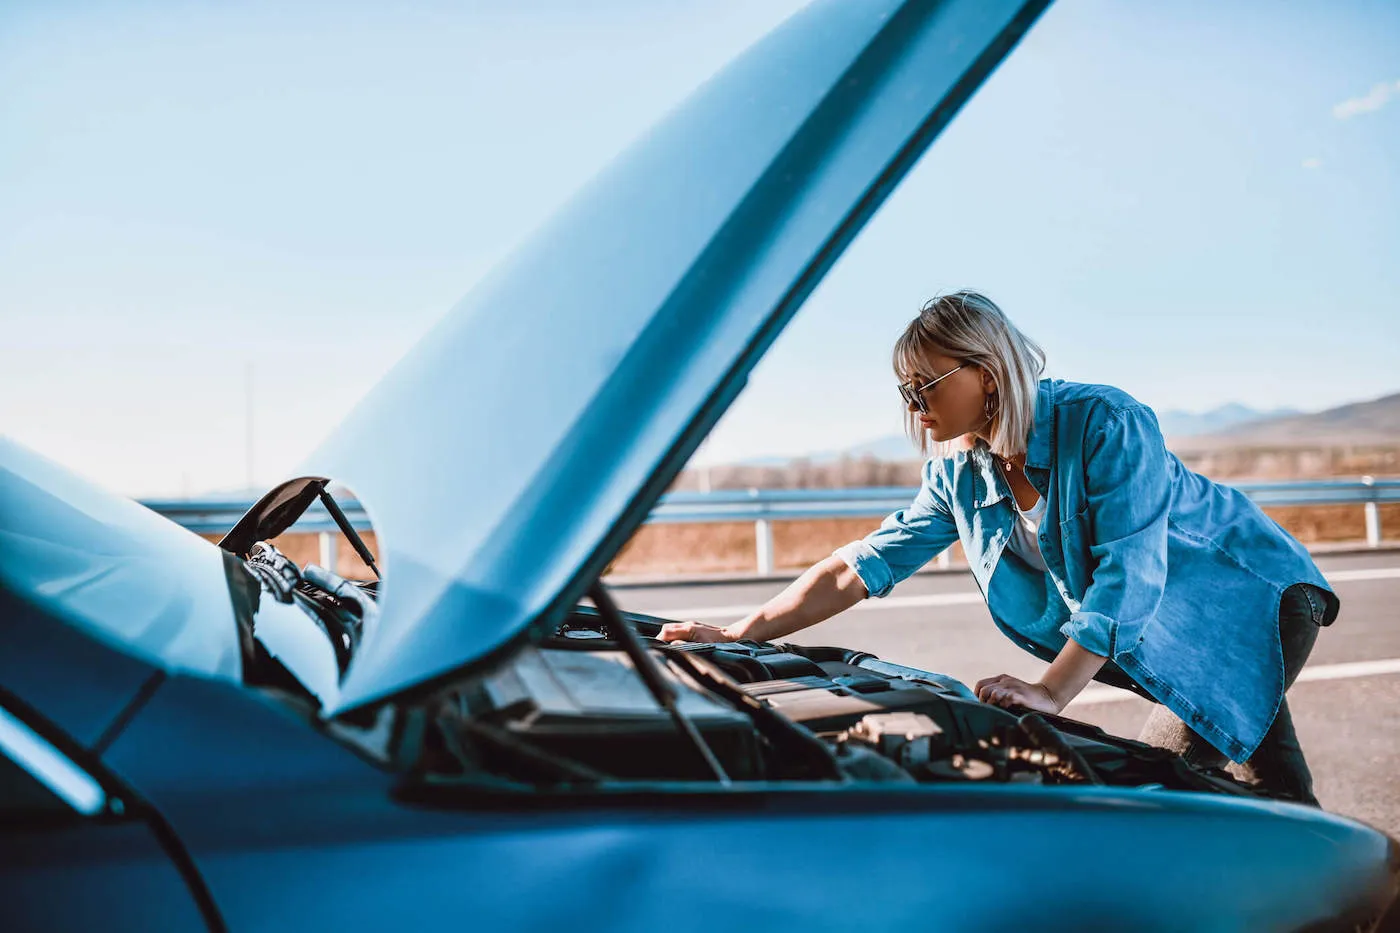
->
<box><xmin>1058</xmin><ymin>405</ymin><xmax>1171</xmax><ymax>657</ymax></box>
<box><xmin>833</xmin><ymin>458</ymin><xmax>959</xmax><ymax>598</ymax></box>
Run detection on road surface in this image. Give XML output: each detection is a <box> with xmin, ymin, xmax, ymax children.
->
<box><xmin>615</xmin><ymin>551</ymin><xmax>1400</xmax><ymax>836</ymax></box>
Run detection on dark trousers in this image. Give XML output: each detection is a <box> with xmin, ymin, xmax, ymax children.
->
<box><xmin>1136</xmin><ymin>583</ymin><xmax>1329</xmax><ymax>806</ymax></box>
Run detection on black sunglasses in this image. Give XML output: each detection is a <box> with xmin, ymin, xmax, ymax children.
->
<box><xmin>898</xmin><ymin>364</ymin><xmax>964</xmax><ymax>414</ymax></box>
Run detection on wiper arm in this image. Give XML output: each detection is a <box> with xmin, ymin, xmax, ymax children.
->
<box><xmin>318</xmin><ymin>487</ymin><xmax>380</xmax><ymax>579</ymax></box>
<box><xmin>588</xmin><ymin>583</ymin><xmax>730</xmax><ymax>785</ymax></box>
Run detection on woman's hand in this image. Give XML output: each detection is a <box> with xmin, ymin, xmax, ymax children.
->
<box><xmin>658</xmin><ymin>620</ymin><xmax>738</xmax><ymax>644</ymax></box>
<box><xmin>975</xmin><ymin>673</ymin><xmax>1062</xmax><ymax>714</ymax></box>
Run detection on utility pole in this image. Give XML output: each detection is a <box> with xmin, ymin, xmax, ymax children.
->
<box><xmin>694</xmin><ymin>437</ymin><xmax>712</xmax><ymax>494</ymax></box>
<box><xmin>244</xmin><ymin>361</ymin><xmax>255</xmax><ymax>493</ymax></box>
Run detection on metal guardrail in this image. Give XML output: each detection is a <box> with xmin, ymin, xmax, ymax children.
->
<box><xmin>141</xmin><ymin>499</ymin><xmax>353</xmax><ymax>536</ymax></box>
<box><xmin>146</xmin><ymin>478</ymin><xmax>1400</xmax><ymax>574</ymax></box>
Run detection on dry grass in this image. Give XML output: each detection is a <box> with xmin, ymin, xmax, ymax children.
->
<box><xmin>607</xmin><ymin>521</ymin><xmax>760</xmax><ymax>576</ymax></box>
<box><xmin>205</xmin><ymin>504</ymin><xmax>1396</xmax><ymax>580</ymax></box>
<box><xmin>1264</xmin><ymin>504</ymin><xmax>1400</xmax><ymax>544</ymax></box>
<box><xmin>202</xmin><ymin>457</ymin><xmax>1398</xmax><ymax>579</ymax></box>
<box><xmin>606</xmin><ymin>518</ymin><xmax>903</xmax><ymax>576</ymax></box>
<box><xmin>602</xmin><ymin>505</ymin><xmax>1397</xmax><ymax>577</ymax></box>
<box><xmin>206</xmin><ymin>506</ymin><xmax>1396</xmax><ymax>580</ymax></box>
<box><xmin>201</xmin><ymin>530</ymin><xmax>381</xmax><ymax>581</ymax></box>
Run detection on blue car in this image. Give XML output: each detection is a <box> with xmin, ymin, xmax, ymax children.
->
<box><xmin>3</xmin><ymin>1</ymin><xmax>1398</xmax><ymax>930</ymax></box>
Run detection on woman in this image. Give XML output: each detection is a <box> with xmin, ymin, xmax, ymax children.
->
<box><xmin>660</xmin><ymin>290</ymin><xmax>1338</xmax><ymax>805</ymax></box>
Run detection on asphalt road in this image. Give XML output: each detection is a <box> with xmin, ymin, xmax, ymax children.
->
<box><xmin>613</xmin><ymin>551</ymin><xmax>1400</xmax><ymax>837</ymax></box>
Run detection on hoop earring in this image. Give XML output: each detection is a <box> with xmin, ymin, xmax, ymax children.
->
<box><xmin>980</xmin><ymin>390</ymin><xmax>999</xmax><ymax>429</ymax></box>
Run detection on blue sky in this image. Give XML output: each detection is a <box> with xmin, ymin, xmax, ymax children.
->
<box><xmin>3</xmin><ymin>0</ymin><xmax>1398</xmax><ymax>496</ymax></box>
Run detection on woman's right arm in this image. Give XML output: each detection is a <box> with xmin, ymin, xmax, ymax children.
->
<box><xmin>660</xmin><ymin>458</ymin><xmax>958</xmax><ymax>644</ymax></box>
<box><xmin>658</xmin><ymin>554</ymin><xmax>868</xmax><ymax>644</ymax></box>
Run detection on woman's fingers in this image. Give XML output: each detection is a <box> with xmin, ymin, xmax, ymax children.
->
<box><xmin>658</xmin><ymin>620</ymin><xmax>732</xmax><ymax>643</ymax></box>
<box><xmin>976</xmin><ymin>673</ymin><xmax>1035</xmax><ymax>707</ymax></box>
<box><xmin>975</xmin><ymin>674</ymin><xmax>1011</xmax><ymax>701</ymax></box>
<box><xmin>975</xmin><ymin>676</ymin><xmax>1059</xmax><ymax>713</ymax></box>
<box><xmin>658</xmin><ymin>621</ymin><xmax>696</xmax><ymax>642</ymax></box>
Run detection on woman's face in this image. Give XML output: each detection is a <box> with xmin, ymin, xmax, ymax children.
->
<box><xmin>903</xmin><ymin>350</ymin><xmax>994</xmax><ymax>443</ymax></box>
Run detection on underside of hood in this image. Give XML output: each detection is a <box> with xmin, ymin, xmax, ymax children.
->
<box><xmin>303</xmin><ymin>0</ymin><xmax>1051</xmax><ymax>714</ymax></box>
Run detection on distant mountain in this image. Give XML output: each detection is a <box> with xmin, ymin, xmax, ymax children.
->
<box><xmin>731</xmin><ymin>453</ymin><xmax>812</xmax><ymax>467</ymax></box>
<box><xmin>825</xmin><ymin>404</ymin><xmax>1310</xmax><ymax>463</ymax></box>
<box><xmin>733</xmin><ymin>433</ymin><xmax>920</xmax><ymax>467</ymax></box>
<box><xmin>722</xmin><ymin>395</ymin><xmax>1398</xmax><ymax>469</ymax></box>
<box><xmin>825</xmin><ymin>405</ymin><xmax>1311</xmax><ymax>464</ymax></box>
<box><xmin>840</xmin><ymin>434</ymin><xmax>925</xmax><ymax>461</ymax></box>
<box><xmin>1155</xmin><ymin>404</ymin><xmax>1302</xmax><ymax>439</ymax></box>
<box><xmin>1177</xmin><ymin>391</ymin><xmax>1400</xmax><ymax>449</ymax></box>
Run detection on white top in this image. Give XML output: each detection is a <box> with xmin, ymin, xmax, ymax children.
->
<box><xmin>1006</xmin><ymin>493</ymin><xmax>1049</xmax><ymax>572</ymax></box>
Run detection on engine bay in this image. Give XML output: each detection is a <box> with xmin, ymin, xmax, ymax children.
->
<box><xmin>424</xmin><ymin>605</ymin><xmax>1275</xmax><ymax>798</ymax></box>
<box><xmin>234</xmin><ymin>539</ymin><xmax>1278</xmax><ymax>800</ymax></box>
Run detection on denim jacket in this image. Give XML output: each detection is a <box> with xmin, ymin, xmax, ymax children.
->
<box><xmin>835</xmin><ymin>378</ymin><xmax>1339</xmax><ymax>762</ymax></box>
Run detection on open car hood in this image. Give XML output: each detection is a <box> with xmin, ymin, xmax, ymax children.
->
<box><xmin>308</xmin><ymin>0</ymin><xmax>1051</xmax><ymax>714</ymax></box>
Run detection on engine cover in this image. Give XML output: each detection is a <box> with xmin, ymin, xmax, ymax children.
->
<box><xmin>479</xmin><ymin>646</ymin><xmax>764</xmax><ymax>780</ymax></box>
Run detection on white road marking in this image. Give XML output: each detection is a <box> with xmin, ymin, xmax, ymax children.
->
<box><xmin>648</xmin><ymin>567</ymin><xmax>1400</xmax><ymax>707</ymax></box>
<box><xmin>1285</xmin><ymin>657</ymin><xmax>1400</xmax><ymax>682</ymax></box>
<box><xmin>650</xmin><ymin>567</ymin><xmax>1400</xmax><ymax>622</ymax></box>
<box><xmin>1070</xmin><ymin>658</ymin><xmax>1400</xmax><ymax>707</ymax></box>
<box><xmin>653</xmin><ymin>592</ymin><xmax>983</xmax><ymax>621</ymax></box>
<box><xmin>646</xmin><ymin>603</ymin><xmax>769</xmax><ymax>622</ymax></box>
<box><xmin>1067</xmin><ymin>686</ymin><xmax>1140</xmax><ymax>707</ymax></box>
<box><xmin>1324</xmin><ymin>567</ymin><xmax>1400</xmax><ymax>583</ymax></box>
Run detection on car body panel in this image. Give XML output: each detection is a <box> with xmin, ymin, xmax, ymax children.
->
<box><xmin>100</xmin><ymin>674</ymin><xmax>380</xmax><ymax>802</ymax></box>
<box><xmin>0</xmin><ymin>821</ymin><xmax>209</xmax><ymax>932</ymax></box>
<box><xmin>0</xmin><ymin>437</ymin><xmax>241</xmax><ymax>685</ymax></box>
<box><xmin>114</xmin><ymin>776</ymin><xmax>1400</xmax><ymax>932</ymax></box>
<box><xmin>0</xmin><ymin>584</ymin><xmax>157</xmax><ymax>749</ymax></box>
<box><xmin>306</xmin><ymin>0</ymin><xmax>1052</xmax><ymax>714</ymax></box>
<box><xmin>1</xmin><ymin>565</ymin><xmax>1386</xmax><ymax>932</ymax></box>
<box><xmin>0</xmin><ymin>444</ymin><xmax>348</xmax><ymax>712</ymax></box>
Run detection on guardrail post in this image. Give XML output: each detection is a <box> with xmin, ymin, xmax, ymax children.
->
<box><xmin>750</xmin><ymin>488</ymin><xmax>775</xmax><ymax>575</ymax></box>
<box><xmin>755</xmin><ymin>520</ymin><xmax>775</xmax><ymax>575</ymax></box>
<box><xmin>318</xmin><ymin>531</ymin><xmax>339</xmax><ymax>573</ymax></box>
<box><xmin>1363</xmin><ymin>476</ymin><xmax>1381</xmax><ymax>547</ymax></box>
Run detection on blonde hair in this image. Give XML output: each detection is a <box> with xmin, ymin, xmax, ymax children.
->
<box><xmin>892</xmin><ymin>290</ymin><xmax>1046</xmax><ymax>460</ymax></box>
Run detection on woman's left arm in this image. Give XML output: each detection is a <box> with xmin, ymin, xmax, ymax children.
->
<box><xmin>977</xmin><ymin>404</ymin><xmax>1172</xmax><ymax>713</ymax></box>
<box><xmin>976</xmin><ymin>639</ymin><xmax>1106</xmax><ymax>712</ymax></box>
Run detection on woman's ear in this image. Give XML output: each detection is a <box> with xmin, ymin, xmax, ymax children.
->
<box><xmin>980</xmin><ymin>364</ymin><xmax>998</xmax><ymax>394</ymax></box>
